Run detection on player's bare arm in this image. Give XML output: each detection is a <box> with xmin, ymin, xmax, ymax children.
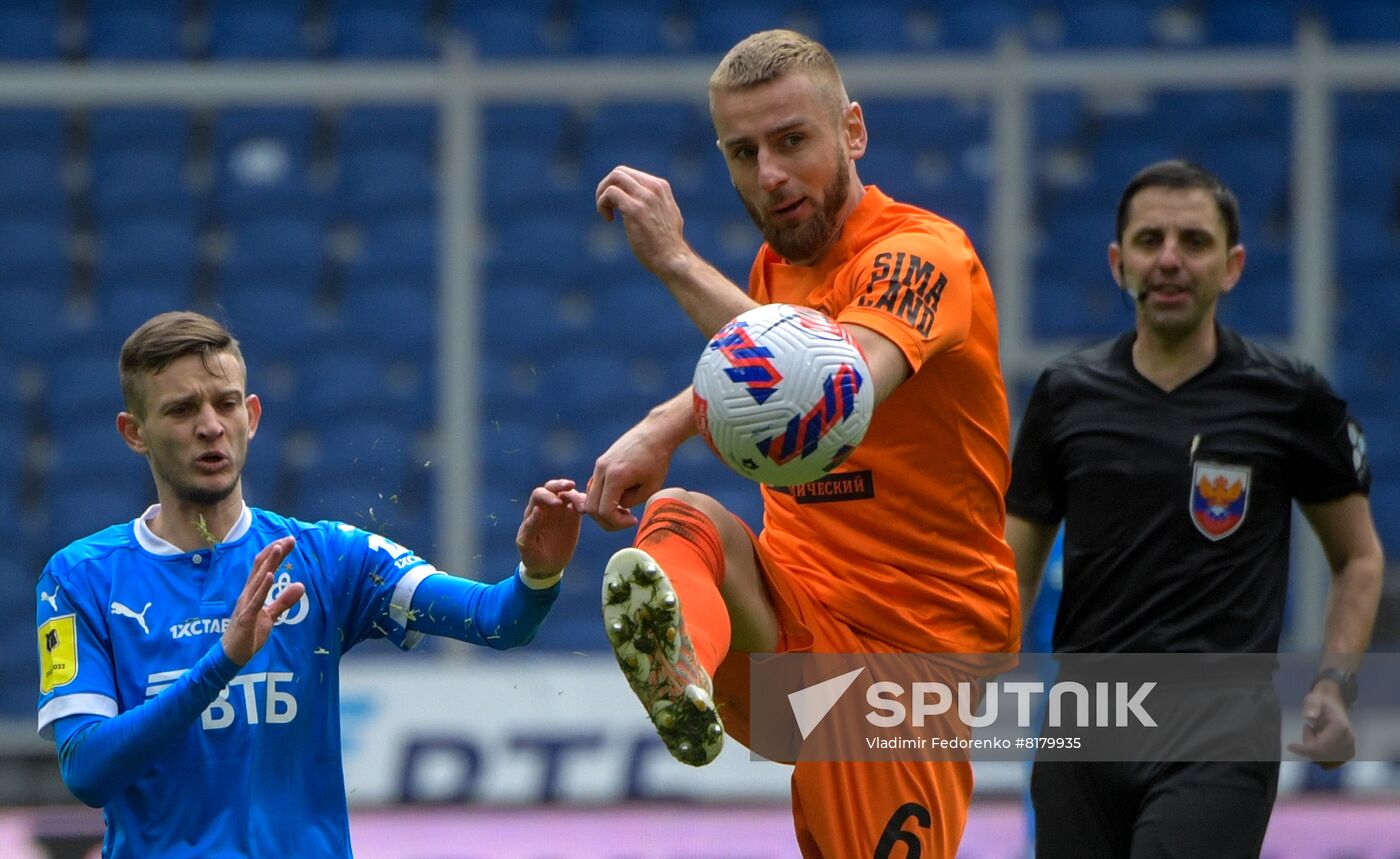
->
<box><xmin>843</xmin><ymin>322</ymin><xmax>912</xmax><ymax>404</ymax></box>
<box><xmin>516</xmin><ymin>478</ymin><xmax>587</xmax><ymax>580</ymax></box>
<box><xmin>1287</xmin><ymin>493</ymin><xmax>1385</xmax><ymax>767</ymax></box>
<box><xmin>596</xmin><ymin>165</ymin><xmax>755</xmax><ymax>336</ymax></box>
<box><xmin>1005</xmin><ymin>515</ymin><xmax>1060</xmax><ymax>625</ymax></box>
<box><xmin>220</xmin><ymin>536</ymin><xmax>303</xmax><ymax>666</ymax></box>
<box><xmin>585</xmin><ymin>389</ymin><xmax>697</xmax><ymax>531</ymax></box>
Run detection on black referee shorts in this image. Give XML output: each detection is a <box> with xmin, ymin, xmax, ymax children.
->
<box><xmin>1030</xmin><ymin>758</ymin><xmax>1280</xmax><ymax>859</ymax></box>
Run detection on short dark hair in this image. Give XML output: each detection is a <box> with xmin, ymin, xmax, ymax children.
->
<box><xmin>120</xmin><ymin>311</ymin><xmax>245</xmax><ymax>416</ymax></box>
<box><xmin>1115</xmin><ymin>159</ymin><xmax>1241</xmax><ymax>248</ymax></box>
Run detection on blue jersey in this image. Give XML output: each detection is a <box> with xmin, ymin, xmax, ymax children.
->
<box><xmin>36</xmin><ymin>504</ymin><xmax>442</xmax><ymax>857</ymax></box>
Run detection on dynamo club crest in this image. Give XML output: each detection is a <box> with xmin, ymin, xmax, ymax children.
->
<box><xmin>1189</xmin><ymin>461</ymin><xmax>1250</xmax><ymax>541</ymax></box>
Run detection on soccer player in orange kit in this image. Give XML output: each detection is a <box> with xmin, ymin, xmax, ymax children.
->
<box><xmin>588</xmin><ymin>30</ymin><xmax>1019</xmax><ymax>857</ymax></box>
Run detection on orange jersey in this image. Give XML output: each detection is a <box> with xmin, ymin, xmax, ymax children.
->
<box><xmin>748</xmin><ymin>186</ymin><xmax>1019</xmax><ymax>655</ymax></box>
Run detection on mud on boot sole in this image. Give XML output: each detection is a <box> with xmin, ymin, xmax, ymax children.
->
<box><xmin>602</xmin><ymin>547</ymin><xmax>724</xmax><ymax>767</ymax></box>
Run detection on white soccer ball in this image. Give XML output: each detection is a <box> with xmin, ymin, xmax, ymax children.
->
<box><xmin>692</xmin><ymin>303</ymin><xmax>874</xmax><ymax>487</ymax></box>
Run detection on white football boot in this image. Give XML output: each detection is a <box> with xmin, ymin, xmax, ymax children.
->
<box><xmin>602</xmin><ymin>547</ymin><xmax>724</xmax><ymax>766</ymax></box>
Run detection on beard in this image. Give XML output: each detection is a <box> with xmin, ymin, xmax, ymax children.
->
<box><xmin>151</xmin><ymin>453</ymin><xmax>242</xmax><ymax>506</ymax></box>
<box><xmin>740</xmin><ymin>150</ymin><xmax>851</xmax><ymax>265</ymax></box>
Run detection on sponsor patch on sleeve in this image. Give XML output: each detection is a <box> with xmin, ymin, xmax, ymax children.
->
<box><xmin>38</xmin><ymin>615</ymin><xmax>78</xmax><ymax>694</ymax></box>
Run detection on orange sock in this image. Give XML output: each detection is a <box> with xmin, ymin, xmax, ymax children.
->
<box><xmin>635</xmin><ymin>498</ymin><xmax>731</xmax><ymax>677</ymax></box>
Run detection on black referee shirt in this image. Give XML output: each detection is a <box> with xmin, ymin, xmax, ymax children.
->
<box><xmin>1007</xmin><ymin>325</ymin><xmax>1370</xmax><ymax>654</ymax></box>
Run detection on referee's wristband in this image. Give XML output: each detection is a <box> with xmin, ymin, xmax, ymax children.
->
<box><xmin>517</xmin><ymin>562</ymin><xmax>563</xmax><ymax>590</ymax></box>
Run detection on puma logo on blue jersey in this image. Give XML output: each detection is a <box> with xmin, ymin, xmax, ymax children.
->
<box><xmin>111</xmin><ymin>601</ymin><xmax>154</xmax><ymax>635</ymax></box>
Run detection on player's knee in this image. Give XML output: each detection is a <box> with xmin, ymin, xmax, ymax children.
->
<box><xmin>648</xmin><ymin>488</ymin><xmax>750</xmax><ymax>547</ymax></box>
<box><xmin>648</xmin><ymin>487</ymin><xmax>723</xmax><ymax>520</ymax></box>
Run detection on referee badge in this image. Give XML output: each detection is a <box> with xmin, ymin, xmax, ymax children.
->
<box><xmin>1189</xmin><ymin>462</ymin><xmax>1250</xmax><ymax>541</ymax></box>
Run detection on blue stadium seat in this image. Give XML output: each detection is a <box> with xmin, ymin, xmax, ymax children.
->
<box><xmin>88</xmin><ymin>108</ymin><xmax>192</xmax><ymax>152</ymax></box>
<box><xmin>313</xmin><ymin>421</ymin><xmax>416</xmax><ymax>490</ymax></box>
<box><xmin>222</xmin><ymin>216</ymin><xmax>326</xmax><ymax>288</ymax></box>
<box><xmin>294</xmin><ymin>353</ymin><xmax>387</xmax><ymax>422</ymax></box>
<box><xmin>1339</xmin><ymin>275</ymin><xmax>1400</xmax><ymax>353</ymax></box>
<box><xmin>572</xmin><ymin>1</ymin><xmax>672</xmax><ymax>56</ymax></box>
<box><xmin>344</xmin><ymin>212</ymin><xmax>436</xmax><ymax>290</ymax></box>
<box><xmin>337</xmin><ymin>106</ymin><xmax>436</xmax><ymax>157</ymax></box>
<box><xmin>532</xmin><ymin>352</ymin><xmax>637</xmax><ymax>416</ymax></box>
<box><xmin>295</xmin><ymin>352</ymin><xmax>428</xmax><ymax>426</ymax></box>
<box><xmin>1337</xmin><ymin>137</ymin><xmax>1399</xmax><ymax>213</ymax></box>
<box><xmin>479</xmin><ymin>418</ymin><xmax>546</xmax><ymax>483</ymax></box>
<box><xmin>938</xmin><ymin>2</ymin><xmax>1025</xmax><ymax>50</ymax></box>
<box><xmin>1189</xmin><ymin>137</ymin><xmax>1289</xmax><ymax>211</ymax></box>
<box><xmin>339</xmin><ymin>284</ymin><xmax>435</xmax><ymax>358</ymax></box>
<box><xmin>690</xmin><ymin>1</ymin><xmax>797</xmax><ymax>54</ymax></box>
<box><xmin>336</xmin><ymin>147</ymin><xmax>436</xmax><ymax>220</ymax></box>
<box><xmin>1056</xmin><ymin>1</ymin><xmax>1161</xmax><ymax>49</ymax></box>
<box><xmin>0</xmin><ymin>216</ymin><xmax>67</xmax><ymax>279</ymax></box>
<box><xmin>218</xmin><ymin>284</ymin><xmax>325</xmax><ymax>359</ymax></box>
<box><xmin>579</xmin><ymin>141</ymin><xmax>680</xmax><ymax>197</ymax></box>
<box><xmin>290</xmin><ymin>476</ymin><xmax>411</xmax><ymax>533</ymax></box>
<box><xmin>859</xmin><ymin>96</ymin><xmax>990</xmax><ymax>151</ymax></box>
<box><xmin>1202</xmin><ymin>1</ymin><xmax>1296</xmax><ymax>45</ymax></box>
<box><xmin>0</xmin><ymin>422</ymin><xmax>22</xmax><ymax>510</ymax></box>
<box><xmin>449</xmin><ymin>3</ymin><xmax>559</xmax><ymax>59</ymax></box>
<box><xmin>484</xmin><ymin>104</ymin><xmax>575</xmax><ymax>152</ymax></box>
<box><xmin>593</xmin><ymin>278</ymin><xmax>705</xmax><ymax>356</ymax></box>
<box><xmin>1033</xmin><ymin>90</ymin><xmax>1087</xmax><ymax>148</ymax></box>
<box><xmin>89</xmin><ymin>149</ymin><xmax>194</xmax><ymax>226</ymax></box>
<box><xmin>1090</xmin><ymin>137</ymin><xmax>1178</xmax><ymax>189</ymax></box>
<box><xmin>0</xmin><ymin>148</ymin><xmax>66</xmax><ymax>220</ymax></box>
<box><xmin>488</xmin><ymin>213</ymin><xmax>587</xmax><ymax>271</ymax></box>
<box><xmin>0</xmin><ymin>354</ymin><xmax>22</xmax><ymax>416</ymax></box>
<box><xmin>44</xmin><ymin>355</ymin><xmax>127</xmax><ymax>425</ymax></box>
<box><xmin>811</xmin><ymin>0</ymin><xmax>921</xmax><ymax>53</ymax></box>
<box><xmin>46</xmin><ymin>421</ymin><xmax>150</xmax><ymax>487</ymax></box>
<box><xmin>209</xmin><ymin>0</ymin><xmax>310</xmax><ymax>59</ymax></box>
<box><xmin>1152</xmin><ymin>90</ymin><xmax>1290</xmax><ymax>144</ymax></box>
<box><xmin>1218</xmin><ymin>259</ymin><xmax>1291</xmax><ymax>338</ymax></box>
<box><xmin>330</xmin><ymin>0</ymin><xmax>434</xmax><ymax>58</ymax></box>
<box><xmin>0</xmin><ymin>557</ymin><xmax>41</xmax><ymax>714</ymax></box>
<box><xmin>87</xmin><ymin>0</ymin><xmax>185</xmax><ymax>60</ymax></box>
<box><xmin>0</xmin><ymin>1</ymin><xmax>61</xmax><ymax>59</ymax></box>
<box><xmin>854</xmin><ymin>140</ymin><xmax>916</xmax><ymax>195</ymax></box>
<box><xmin>42</xmin><ymin>483</ymin><xmax>150</xmax><ymax>550</ymax></box>
<box><xmin>211</xmin><ymin>108</ymin><xmax>323</xmax><ymax>221</ymax></box>
<box><xmin>483</xmin><ymin>145</ymin><xmax>573</xmax><ymax>216</ymax></box>
<box><xmin>1324</xmin><ymin>0</ymin><xmax>1400</xmax><ymax>43</ymax></box>
<box><xmin>91</xmin><ymin>282</ymin><xmax>200</xmax><ymax>352</ymax></box>
<box><xmin>480</xmin><ymin>356</ymin><xmax>545</xmax><ymax>422</ymax></box>
<box><xmin>0</xmin><ymin>283</ymin><xmax>70</xmax><ymax>361</ymax></box>
<box><xmin>1335</xmin><ymin>212</ymin><xmax>1400</xmax><ymax>292</ymax></box>
<box><xmin>97</xmin><ymin>217</ymin><xmax>200</xmax><ymax>284</ymax></box>
<box><xmin>1336</xmin><ymin>92</ymin><xmax>1400</xmax><ymax>142</ymax></box>
<box><xmin>583</xmin><ymin>101</ymin><xmax>708</xmax><ymax>152</ymax></box>
<box><xmin>0</xmin><ymin>108</ymin><xmax>64</xmax><ymax>153</ymax></box>
<box><xmin>1030</xmin><ymin>276</ymin><xmax>1130</xmax><ymax>341</ymax></box>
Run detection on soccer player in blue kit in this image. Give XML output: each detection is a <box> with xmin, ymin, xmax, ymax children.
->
<box><xmin>35</xmin><ymin>311</ymin><xmax>584</xmax><ymax>857</ymax></box>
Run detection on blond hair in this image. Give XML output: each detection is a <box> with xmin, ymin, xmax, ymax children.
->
<box><xmin>119</xmin><ymin>311</ymin><xmax>245</xmax><ymax>415</ymax></box>
<box><xmin>708</xmin><ymin>29</ymin><xmax>849</xmax><ymax>118</ymax></box>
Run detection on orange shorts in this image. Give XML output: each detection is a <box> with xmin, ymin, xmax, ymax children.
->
<box><xmin>712</xmin><ymin>519</ymin><xmax>974</xmax><ymax>859</ymax></box>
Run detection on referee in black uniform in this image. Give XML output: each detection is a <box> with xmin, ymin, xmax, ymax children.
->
<box><xmin>1006</xmin><ymin>160</ymin><xmax>1384</xmax><ymax>858</ymax></box>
